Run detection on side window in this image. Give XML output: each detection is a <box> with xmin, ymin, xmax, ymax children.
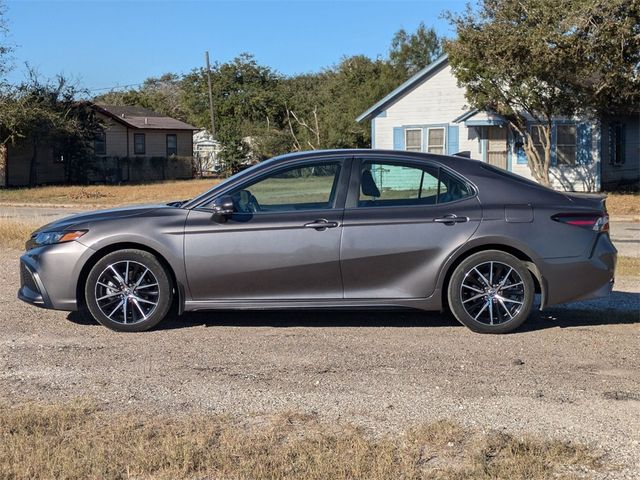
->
<box><xmin>166</xmin><ymin>134</ymin><xmax>178</xmax><ymax>157</ymax></box>
<box><xmin>228</xmin><ymin>162</ymin><xmax>341</xmax><ymax>213</ymax></box>
<box><xmin>358</xmin><ymin>161</ymin><xmax>471</xmax><ymax>207</ymax></box>
<box><xmin>134</xmin><ymin>133</ymin><xmax>146</xmax><ymax>155</ymax></box>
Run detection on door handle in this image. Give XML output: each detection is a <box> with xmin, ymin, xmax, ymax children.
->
<box><xmin>304</xmin><ymin>219</ymin><xmax>339</xmax><ymax>230</ymax></box>
<box><xmin>434</xmin><ymin>214</ymin><xmax>469</xmax><ymax>225</ymax></box>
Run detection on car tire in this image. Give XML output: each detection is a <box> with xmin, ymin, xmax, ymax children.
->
<box><xmin>447</xmin><ymin>250</ymin><xmax>534</xmax><ymax>334</ymax></box>
<box><xmin>84</xmin><ymin>249</ymin><xmax>173</xmax><ymax>332</ymax></box>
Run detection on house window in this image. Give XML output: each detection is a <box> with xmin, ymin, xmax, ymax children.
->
<box><xmin>610</xmin><ymin>123</ymin><xmax>625</xmax><ymax>165</ymax></box>
<box><xmin>426</xmin><ymin>127</ymin><xmax>445</xmax><ymax>154</ymax></box>
<box><xmin>94</xmin><ymin>131</ymin><xmax>106</xmax><ymax>156</ymax></box>
<box><xmin>556</xmin><ymin>124</ymin><xmax>576</xmax><ymax>166</ymax></box>
<box><xmin>166</xmin><ymin>134</ymin><xmax>177</xmax><ymax>157</ymax></box>
<box><xmin>530</xmin><ymin>125</ymin><xmax>546</xmax><ymax>161</ymax></box>
<box><xmin>134</xmin><ymin>133</ymin><xmax>146</xmax><ymax>155</ymax></box>
<box><xmin>405</xmin><ymin>129</ymin><xmax>422</xmax><ymax>152</ymax></box>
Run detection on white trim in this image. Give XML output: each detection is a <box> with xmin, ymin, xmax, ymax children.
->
<box><xmin>404</xmin><ymin>128</ymin><xmax>423</xmax><ymax>152</ymax></box>
<box><xmin>426</xmin><ymin>127</ymin><xmax>446</xmax><ymax>154</ymax></box>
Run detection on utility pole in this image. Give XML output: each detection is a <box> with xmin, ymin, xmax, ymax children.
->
<box><xmin>205</xmin><ymin>51</ymin><xmax>216</xmax><ymax>139</ymax></box>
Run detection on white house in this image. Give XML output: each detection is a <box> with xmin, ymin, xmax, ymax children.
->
<box><xmin>357</xmin><ymin>55</ymin><xmax>639</xmax><ymax>192</ymax></box>
<box><xmin>193</xmin><ymin>130</ymin><xmax>223</xmax><ymax>174</ymax></box>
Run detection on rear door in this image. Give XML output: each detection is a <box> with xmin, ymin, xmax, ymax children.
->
<box><xmin>340</xmin><ymin>156</ymin><xmax>481</xmax><ymax>299</ymax></box>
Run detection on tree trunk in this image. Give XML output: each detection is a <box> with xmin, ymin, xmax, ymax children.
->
<box><xmin>519</xmin><ymin>125</ymin><xmax>552</xmax><ymax>187</ymax></box>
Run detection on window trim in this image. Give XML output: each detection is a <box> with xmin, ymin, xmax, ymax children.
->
<box><xmin>404</xmin><ymin>128</ymin><xmax>423</xmax><ymax>152</ymax></box>
<box><xmin>346</xmin><ymin>157</ymin><xmax>476</xmax><ymax>210</ymax></box>
<box><xmin>166</xmin><ymin>134</ymin><xmax>178</xmax><ymax>157</ymax></box>
<box><xmin>528</xmin><ymin>122</ymin><xmax>578</xmax><ymax>167</ymax></box>
<box><xmin>133</xmin><ymin>133</ymin><xmax>146</xmax><ymax>155</ymax></box>
<box><xmin>195</xmin><ymin>158</ymin><xmax>351</xmax><ymax>213</ymax></box>
<box><xmin>425</xmin><ymin>127</ymin><xmax>446</xmax><ymax>154</ymax></box>
<box><xmin>555</xmin><ymin>123</ymin><xmax>577</xmax><ymax>167</ymax></box>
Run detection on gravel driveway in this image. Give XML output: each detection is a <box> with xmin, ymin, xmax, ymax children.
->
<box><xmin>1</xmin><ymin>249</ymin><xmax>638</xmax><ymax>477</ymax></box>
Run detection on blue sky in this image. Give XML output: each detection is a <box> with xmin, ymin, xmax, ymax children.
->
<box><xmin>4</xmin><ymin>0</ymin><xmax>466</xmax><ymax>91</ymax></box>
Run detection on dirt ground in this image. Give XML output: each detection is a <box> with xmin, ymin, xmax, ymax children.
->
<box><xmin>1</xmin><ymin>249</ymin><xmax>639</xmax><ymax>478</ymax></box>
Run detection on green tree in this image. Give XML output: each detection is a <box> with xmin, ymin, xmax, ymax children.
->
<box><xmin>389</xmin><ymin>22</ymin><xmax>442</xmax><ymax>77</ymax></box>
<box><xmin>0</xmin><ymin>72</ymin><xmax>101</xmax><ymax>185</ymax></box>
<box><xmin>446</xmin><ymin>0</ymin><xmax>640</xmax><ymax>186</ymax></box>
<box><xmin>0</xmin><ymin>1</ymin><xmax>12</xmax><ymax>85</ymax></box>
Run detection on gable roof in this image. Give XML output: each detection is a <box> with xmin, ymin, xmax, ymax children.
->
<box><xmin>94</xmin><ymin>104</ymin><xmax>197</xmax><ymax>130</ymax></box>
<box><xmin>356</xmin><ymin>54</ymin><xmax>450</xmax><ymax>122</ymax></box>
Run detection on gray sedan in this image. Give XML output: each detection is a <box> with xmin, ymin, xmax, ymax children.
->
<box><xmin>18</xmin><ymin>150</ymin><xmax>616</xmax><ymax>333</ymax></box>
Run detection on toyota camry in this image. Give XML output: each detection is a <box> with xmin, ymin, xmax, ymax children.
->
<box><xmin>19</xmin><ymin>150</ymin><xmax>616</xmax><ymax>333</ymax></box>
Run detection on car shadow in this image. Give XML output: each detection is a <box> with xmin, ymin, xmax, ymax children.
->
<box><xmin>65</xmin><ymin>290</ymin><xmax>639</xmax><ymax>332</ymax></box>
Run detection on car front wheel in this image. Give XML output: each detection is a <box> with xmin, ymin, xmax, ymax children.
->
<box><xmin>447</xmin><ymin>250</ymin><xmax>534</xmax><ymax>334</ymax></box>
<box><xmin>84</xmin><ymin>249</ymin><xmax>173</xmax><ymax>332</ymax></box>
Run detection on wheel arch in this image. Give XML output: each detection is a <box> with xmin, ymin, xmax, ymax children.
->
<box><xmin>439</xmin><ymin>241</ymin><xmax>545</xmax><ymax>311</ymax></box>
<box><xmin>76</xmin><ymin>242</ymin><xmax>185</xmax><ymax>315</ymax></box>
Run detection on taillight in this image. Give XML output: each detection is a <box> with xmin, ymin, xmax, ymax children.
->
<box><xmin>552</xmin><ymin>213</ymin><xmax>609</xmax><ymax>232</ymax></box>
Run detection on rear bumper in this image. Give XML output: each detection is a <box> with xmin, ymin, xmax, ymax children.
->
<box><xmin>541</xmin><ymin>233</ymin><xmax>617</xmax><ymax>307</ymax></box>
<box><xmin>18</xmin><ymin>241</ymin><xmax>95</xmax><ymax>311</ymax></box>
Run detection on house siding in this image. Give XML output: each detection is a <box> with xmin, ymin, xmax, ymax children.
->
<box><xmin>370</xmin><ymin>62</ymin><xmax>604</xmax><ymax>192</ymax></box>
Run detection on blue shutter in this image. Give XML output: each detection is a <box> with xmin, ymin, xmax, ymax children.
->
<box><xmin>393</xmin><ymin>127</ymin><xmax>404</xmax><ymax>150</ymax></box>
<box><xmin>447</xmin><ymin>125</ymin><xmax>459</xmax><ymax>155</ymax></box>
<box><xmin>576</xmin><ymin>122</ymin><xmax>593</xmax><ymax>165</ymax></box>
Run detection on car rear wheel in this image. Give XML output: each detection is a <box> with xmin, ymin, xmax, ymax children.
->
<box><xmin>84</xmin><ymin>249</ymin><xmax>172</xmax><ymax>332</ymax></box>
<box><xmin>447</xmin><ymin>250</ymin><xmax>534</xmax><ymax>334</ymax></box>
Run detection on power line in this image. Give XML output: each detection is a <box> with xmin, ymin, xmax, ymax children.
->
<box><xmin>87</xmin><ymin>82</ymin><xmax>145</xmax><ymax>93</ymax></box>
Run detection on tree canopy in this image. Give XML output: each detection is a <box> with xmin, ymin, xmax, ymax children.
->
<box><xmin>446</xmin><ymin>0</ymin><xmax>640</xmax><ymax>185</ymax></box>
<box><xmin>94</xmin><ymin>26</ymin><xmax>442</xmax><ymax>171</ymax></box>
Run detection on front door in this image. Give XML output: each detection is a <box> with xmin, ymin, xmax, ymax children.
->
<box><xmin>340</xmin><ymin>157</ymin><xmax>481</xmax><ymax>299</ymax></box>
<box><xmin>487</xmin><ymin>127</ymin><xmax>508</xmax><ymax>169</ymax></box>
<box><xmin>184</xmin><ymin>159</ymin><xmax>349</xmax><ymax>301</ymax></box>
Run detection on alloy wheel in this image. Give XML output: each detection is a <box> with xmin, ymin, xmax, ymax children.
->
<box><xmin>459</xmin><ymin>261</ymin><xmax>526</xmax><ymax>325</ymax></box>
<box><xmin>94</xmin><ymin>260</ymin><xmax>160</xmax><ymax>325</ymax></box>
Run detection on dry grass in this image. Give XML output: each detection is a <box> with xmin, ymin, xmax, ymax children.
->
<box><xmin>0</xmin><ymin>219</ymin><xmax>38</xmax><ymax>250</ymax></box>
<box><xmin>0</xmin><ymin>400</ymin><xmax>601</xmax><ymax>480</ymax></box>
<box><xmin>0</xmin><ymin>179</ymin><xmax>220</xmax><ymax>207</ymax></box>
<box><xmin>618</xmin><ymin>255</ymin><xmax>640</xmax><ymax>277</ymax></box>
<box><xmin>605</xmin><ymin>193</ymin><xmax>640</xmax><ymax>218</ymax></box>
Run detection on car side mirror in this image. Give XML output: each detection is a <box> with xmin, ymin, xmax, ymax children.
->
<box><xmin>211</xmin><ymin>195</ymin><xmax>235</xmax><ymax>222</ymax></box>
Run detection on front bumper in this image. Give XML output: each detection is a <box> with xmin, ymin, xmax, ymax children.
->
<box><xmin>541</xmin><ymin>233</ymin><xmax>617</xmax><ymax>307</ymax></box>
<box><xmin>18</xmin><ymin>240</ymin><xmax>95</xmax><ymax>311</ymax></box>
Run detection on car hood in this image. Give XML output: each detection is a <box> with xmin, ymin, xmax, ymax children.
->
<box><xmin>34</xmin><ymin>204</ymin><xmax>171</xmax><ymax>233</ymax></box>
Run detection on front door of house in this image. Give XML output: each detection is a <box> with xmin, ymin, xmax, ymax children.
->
<box><xmin>487</xmin><ymin>127</ymin><xmax>508</xmax><ymax>170</ymax></box>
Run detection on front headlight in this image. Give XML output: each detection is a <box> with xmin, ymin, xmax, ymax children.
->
<box><xmin>26</xmin><ymin>230</ymin><xmax>87</xmax><ymax>250</ymax></box>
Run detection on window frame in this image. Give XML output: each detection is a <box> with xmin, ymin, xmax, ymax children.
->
<box><xmin>166</xmin><ymin>134</ymin><xmax>178</xmax><ymax>157</ymax></box>
<box><xmin>133</xmin><ymin>133</ymin><xmax>146</xmax><ymax>155</ymax></box>
<box><xmin>346</xmin><ymin>157</ymin><xmax>476</xmax><ymax>210</ymax></box>
<box><xmin>94</xmin><ymin>130</ymin><xmax>106</xmax><ymax>156</ymax></box>
<box><xmin>198</xmin><ymin>158</ymin><xmax>350</xmax><ymax>214</ymax></box>
<box><xmin>426</xmin><ymin>127</ymin><xmax>446</xmax><ymax>154</ymax></box>
<box><xmin>555</xmin><ymin>124</ymin><xmax>577</xmax><ymax>167</ymax></box>
<box><xmin>404</xmin><ymin>128</ymin><xmax>423</xmax><ymax>152</ymax></box>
